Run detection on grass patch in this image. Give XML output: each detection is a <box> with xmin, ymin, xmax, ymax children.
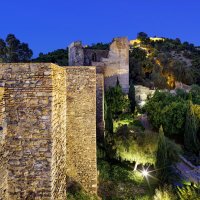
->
<box><xmin>98</xmin><ymin>159</ymin><xmax>158</xmax><ymax>200</ymax></box>
<box><xmin>113</xmin><ymin>113</ymin><xmax>143</xmax><ymax>132</ymax></box>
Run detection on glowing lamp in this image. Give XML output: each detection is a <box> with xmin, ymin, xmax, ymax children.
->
<box><xmin>142</xmin><ymin>169</ymin><xmax>149</xmax><ymax>177</ymax></box>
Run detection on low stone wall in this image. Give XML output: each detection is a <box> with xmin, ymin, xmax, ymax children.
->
<box><xmin>66</xmin><ymin>66</ymin><xmax>97</xmax><ymax>194</ymax></box>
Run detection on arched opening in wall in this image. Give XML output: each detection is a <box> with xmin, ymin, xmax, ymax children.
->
<box><xmin>92</xmin><ymin>53</ymin><xmax>97</xmax><ymax>62</ymax></box>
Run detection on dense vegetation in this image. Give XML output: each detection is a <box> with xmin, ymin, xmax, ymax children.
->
<box><xmin>130</xmin><ymin>32</ymin><xmax>200</xmax><ymax>88</ymax></box>
<box><xmin>32</xmin><ymin>48</ymin><xmax>68</xmax><ymax>66</ymax></box>
<box><xmin>0</xmin><ymin>34</ymin><xmax>33</xmax><ymax>62</ymax></box>
<box><xmin>1</xmin><ymin>32</ymin><xmax>200</xmax><ymax>199</ymax></box>
<box><xmin>85</xmin><ymin>42</ymin><xmax>109</xmax><ymax>50</ymax></box>
<box><xmin>98</xmin><ymin>80</ymin><xmax>200</xmax><ymax>199</ymax></box>
<box><xmin>144</xmin><ymin>86</ymin><xmax>200</xmax><ymax>155</ymax></box>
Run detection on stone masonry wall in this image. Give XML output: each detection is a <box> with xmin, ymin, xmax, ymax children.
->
<box><xmin>102</xmin><ymin>37</ymin><xmax>129</xmax><ymax>93</ymax></box>
<box><xmin>51</xmin><ymin>64</ymin><xmax>67</xmax><ymax>199</ymax></box>
<box><xmin>66</xmin><ymin>66</ymin><xmax>97</xmax><ymax>194</ymax></box>
<box><xmin>0</xmin><ymin>63</ymin><xmax>98</xmax><ymax>199</ymax></box>
<box><xmin>83</xmin><ymin>49</ymin><xmax>109</xmax><ymax>66</ymax></box>
<box><xmin>2</xmin><ymin>63</ymin><xmax>53</xmax><ymax>199</ymax></box>
<box><xmin>0</xmin><ymin>86</ymin><xmax>7</xmax><ymax>200</ymax></box>
<box><xmin>68</xmin><ymin>42</ymin><xmax>84</xmax><ymax>66</ymax></box>
<box><xmin>96</xmin><ymin>73</ymin><xmax>104</xmax><ymax>141</ymax></box>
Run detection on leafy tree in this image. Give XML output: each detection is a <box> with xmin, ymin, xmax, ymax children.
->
<box><xmin>150</xmin><ymin>71</ymin><xmax>168</xmax><ymax>89</ymax></box>
<box><xmin>144</xmin><ymin>90</ymin><xmax>188</xmax><ymax>136</ymax></box>
<box><xmin>114</xmin><ymin>125</ymin><xmax>158</xmax><ymax>170</ymax></box>
<box><xmin>130</xmin><ymin>47</ymin><xmax>147</xmax><ymax>62</ymax></box>
<box><xmin>129</xmin><ymin>47</ymin><xmax>148</xmax><ymax>83</ymax></box>
<box><xmin>184</xmin><ymin>101</ymin><xmax>200</xmax><ymax>153</ymax></box>
<box><xmin>162</xmin><ymin>101</ymin><xmax>187</xmax><ymax>135</ymax></box>
<box><xmin>137</xmin><ymin>32</ymin><xmax>149</xmax><ymax>42</ymax></box>
<box><xmin>130</xmin><ymin>33</ymin><xmax>200</xmax><ymax>86</ymax></box>
<box><xmin>33</xmin><ymin>48</ymin><xmax>68</xmax><ymax>66</ymax></box>
<box><xmin>190</xmin><ymin>84</ymin><xmax>200</xmax><ymax>104</ymax></box>
<box><xmin>0</xmin><ymin>39</ymin><xmax>6</xmax><ymax>62</ymax></box>
<box><xmin>85</xmin><ymin>42</ymin><xmax>109</xmax><ymax>50</ymax></box>
<box><xmin>0</xmin><ymin>34</ymin><xmax>33</xmax><ymax>62</ymax></box>
<box><xmin>144</xmin><ymin>91</ymin><xmax>174</xmax><ymax>130</ymax></box>
<box><xmin>128</xmin><ymin>82</ymin><xmax>136</xmax><ymax>113</ymax></box>
<box><xmin>105</xmin><ymin>81</ymin><xmax>129</xmax><ymax>115</ymax></box>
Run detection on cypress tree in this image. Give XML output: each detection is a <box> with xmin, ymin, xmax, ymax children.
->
<box><xmin>156</xmin><ymin>126</ymin><xmax>168</xmax><ymax>183</ymax></box>
<box><xmin>184</xmin><ymin>101</ymin><xmax>199</xmax><ymax>153</ymax></box>
<box><xmin>105</xmin><ymin>106</ymin><xmax>113</xmax><ymax>134</ymax></box>
<box><xmin>128</xmin><ymin>82</ymin><xmax>136</xmax><ymax>113</ymax></box>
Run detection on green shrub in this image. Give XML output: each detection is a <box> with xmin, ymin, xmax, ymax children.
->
<box><xmin>135</xmin><ymin>195</ymin><xmax>151</xmax><ymax>200</ymax></box>
<box><xmin>111</xmin><ymin>165</ymin><xmax>130</xmax><ymax>182</ymax></box>
<box><xmin>153</xmin><ymin>185</ymin><xmax>177</xmax><ymax>200</ymax></box>
<box><xmin>156</xmin><ymin>127</ymin><xmax>182</xmax><ymax>184</ymax></box>
<box><xmin>177</xmin><ymin>185</ymin><xmax>200</xmax><ymax>200</ymax></box>
<box><xmin>66</xmin><ymin>181</ymin><xmax>98</xmax><ymax>200</ymax></box>
<box><xmin>105</xmin><ymin>82</ymin><xmax>130</xmax><ymax>115</ymax></box>
<box><xmin>98</xmin><ymin>160</ymin><xmax>110</xmax><ymax>181</ymax></box>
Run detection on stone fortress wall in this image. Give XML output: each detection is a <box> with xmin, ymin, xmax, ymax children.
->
<box><xmin>0</xmin><ymin>36</ymin><xmax>131</xmax><ymax>199</ymax></box>
<box><xmin>68</xmin><ymin>37</ymin><xmax>129</xmax><ymax>140</ymax></box>
<box><xmin>68</xmin><ymin>37</ymin><xmax>129</xmax><ymax>93</ymax></box>
<box><xmin>0</xmin><ymin>63</ymin><xmax>97</xmax><ymax>199</ymax></box>
<box><xmin>66</xmin><ymin>67</ymin><xmax>97</xmax><ymax>193</ymax></box>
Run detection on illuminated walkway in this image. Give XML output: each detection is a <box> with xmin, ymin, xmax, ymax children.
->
<box><xmin>176</xmin><ymin>156</ymin><xmax>200</xmax><ymax>184</ymax></box>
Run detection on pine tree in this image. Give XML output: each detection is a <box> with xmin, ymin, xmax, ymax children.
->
<box><xmin>184</xmin><ymin>101</ymin><xmax>199</xmax><ymax>153</ymax></box>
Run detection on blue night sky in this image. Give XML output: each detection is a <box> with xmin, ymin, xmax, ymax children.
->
<box><xmin>1</xmin><ymin>0</ymin><xmax>200</xmax><ymax>57</ymax></box>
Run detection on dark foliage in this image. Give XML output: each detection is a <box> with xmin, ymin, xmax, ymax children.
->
<box><xmin>0</xmin><ymin>34</ymin><xmax>33</xmax><ymax>62</ymax></box>
<box><xmin>33</xmin><ymin>48</ymin><xmax>68</xmax><ymax>66</ymax></box>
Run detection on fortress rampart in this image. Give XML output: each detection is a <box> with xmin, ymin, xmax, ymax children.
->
<box><xmin>0</xmin><ymin>63</ymin><xmax>97</xmax><ymax>199</ymax></box>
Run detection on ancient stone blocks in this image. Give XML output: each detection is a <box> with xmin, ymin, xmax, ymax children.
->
<box><xmin>66</xmin><ymin>67</ymin><xmax>97</xmax><ymax>194</ymax></box>
<box><xmin>0</xmin><ymin>63</ymin><xmax>97</xmax><ymax>199</ymax></box>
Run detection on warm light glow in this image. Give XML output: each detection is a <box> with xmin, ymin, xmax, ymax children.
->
<box><xmin>142</xmin><ymin>169</ymin><xmax>149</xmax><ymax>177</ymax></box>
<box><xmin>149</xmin><ymin>37</ymin><xmax>165</xmax><ymax>42</ymax></box>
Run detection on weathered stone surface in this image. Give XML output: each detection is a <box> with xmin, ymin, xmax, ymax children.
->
<box><xmin>66</xmin><ymin>66</ymin><xmax>97</xmax><ymax>194</ymax></box>
<box><xmin>68</xmin><ymin>37</ymin><xmax>130</xmax><ymax>93</ymax></box>
<box><xmin>102</xmin><ymin>37</ymin><xmax>129</xmax><ymax>93</ymax></box>
<box><xmin>51</xmin><ymin>64</ymin><xmax>67</xmax><ymax>200</ymax></box>
<box><xmin>135</xmin><ymin>85</ymin><xmax>155</xmax><ymax>107</ymax></box>
<box><xmin>0</xmin><ymin>63</ymin><xmax>97</xmax><ymax>199</ymax></box>
<box><xmin>96</xmin><ymin>73</ymin><xmax>105</xmax><ymax>141</ymax></box>
<box><xmin>68</xmin><ymin>41</ymin><xmax>84</xmax><ymax>66</ymax></box>
<box><xmin>68</xmin><ymin>37</ymin><xmax>130</xmax><ymax>139</ymax></box>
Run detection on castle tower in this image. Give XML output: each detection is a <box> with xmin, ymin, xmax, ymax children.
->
<box><xmin>102</xmin><ymin>37</ymin><xmax>129</xmax><ymax>93</ymax></box>
<box><xmin>68</xmin><ymin>41</ymin><xmax>84</xmax><ymax>66</ymax></box>
<box><xmin>68</xmin><ymin>37</ymin><xmax>130</xmax><ymax>141</ymax></box>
